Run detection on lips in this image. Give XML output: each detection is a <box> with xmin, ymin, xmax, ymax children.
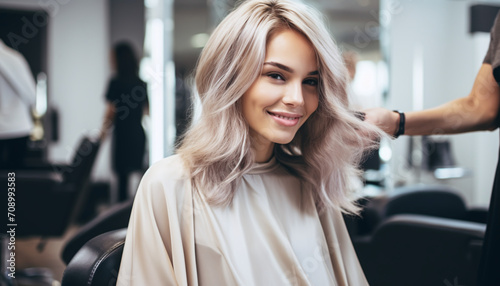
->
<box><xmin>267</xmin><ymin>111</ymin><xmax>302</xmax><ymax>127</ymax></box>
<box><xmin>267</xmin><ymin>111</ymin><xmax>302</xmax><ymax>119</ymax></box>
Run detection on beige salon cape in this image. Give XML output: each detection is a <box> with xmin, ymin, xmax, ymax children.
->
<box><xmin>117</xmin><ymin>155</ymin><xmax>368</xmax><ymax>286</ymax></box>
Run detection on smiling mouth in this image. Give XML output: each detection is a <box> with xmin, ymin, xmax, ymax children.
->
<box><xmin>267</xmin><ymin>111</ymin><xmax>301</xmax><ymax>121</ymax></box>
<box><xmin>267</xmin><ymin>111</ymin><xmax>302</xmax><ymax>127</ymax></box>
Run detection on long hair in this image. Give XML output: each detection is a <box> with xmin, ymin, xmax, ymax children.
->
<box><xmin>177</xmin><ymin>0</ymin><xmax>383</xmax><ymax>214</ymax></box>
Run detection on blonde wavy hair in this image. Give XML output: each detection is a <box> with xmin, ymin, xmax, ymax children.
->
<box><xmin>177</xmin><ymin>0</ymin><xmax>383</xmax><ymax>213</ymax></box>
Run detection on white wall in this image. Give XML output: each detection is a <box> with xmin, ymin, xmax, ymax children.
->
<box><xmin>384</xmin><ymin>0</ymin><xmax>500</xmax><ymax>207</ymax></box>
<box><xmin>109</xmin><ymin>0</ymin><xmax>145</xmax><ymax>57</ymax></box>
<box><xmin>1</xmin><ymin>0</ymin><xmax>112</xmax><ymax>181</ymax></box>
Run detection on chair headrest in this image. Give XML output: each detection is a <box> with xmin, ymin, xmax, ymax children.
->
<box><xmin>62</xmin><ymin>229</ymin><xmax>126</xmax><ymax>286</ymax></box>
<box><xmin>62</xmin><ymin>136</ymin><xmax>100</xmax><ymax>184</ymax></box>
<box><xmin>385</xmin><ymin>185</ymin><xmax>467</xmax><ymax>220</ymax></box>
<box><xmin>61</xmin><ymin>200</ymin><xmax>133</xmax><ymax>265</ymax></box>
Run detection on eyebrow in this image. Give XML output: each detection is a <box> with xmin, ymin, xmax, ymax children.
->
<box><xmin>264</xmin><ymin>61</ymin><xmax>318</xmax><ymax>76</ymax></box>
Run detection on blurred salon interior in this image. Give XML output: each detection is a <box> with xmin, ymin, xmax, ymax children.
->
<box><xmin>0</xmin><ymin>0</ymin><xmax>499</xmax><ymax>285</ymax></box>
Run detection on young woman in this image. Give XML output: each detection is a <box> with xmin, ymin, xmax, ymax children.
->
<box><xmin>117</xmin><ymin>0</ymin><xmax>381</xmax><ymax>285</ymax></box>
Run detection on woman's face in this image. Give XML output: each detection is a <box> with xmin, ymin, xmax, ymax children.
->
<box><xmin>241</xmin><ymin>28</ymin><xmax>319</xmax><ymax>161</ymax></box>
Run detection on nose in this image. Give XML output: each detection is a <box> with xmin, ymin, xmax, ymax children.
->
<box><xmin>282</xmin><ymin>81</ymin><xmax>304</xmax><ymax>106</ymax></box>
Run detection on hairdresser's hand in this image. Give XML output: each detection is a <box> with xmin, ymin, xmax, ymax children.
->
<box><xmin>363</xmin><ymin>107</ymin><xmax>400</xmax><ymax>137</ymax></box>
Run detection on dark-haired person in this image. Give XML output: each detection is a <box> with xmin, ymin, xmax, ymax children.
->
<box><xmin>100</xmin><ymin>42</ymin><xmax>149</xmax><ymax>202</ymax></box>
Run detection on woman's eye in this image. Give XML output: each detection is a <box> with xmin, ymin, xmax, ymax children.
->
<box><xmin>268</xmin><ymin>73</ymin><xmax>284</xmax><ymax>81</ymax></box>
<box><xmin>303</xmin><ymin>78</ymin><xmax>318</xmax><ymax>86</ymax></box>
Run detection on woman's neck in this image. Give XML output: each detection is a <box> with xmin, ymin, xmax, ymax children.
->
<box><xmin>249</xmin><ymin>130</ymin><xmax>275</xmax><ymax>163</ymax></box>
<box><xmin>253</xmin><ymin>141</ymin><xmax>274</xmax><ymax>163</ymax></box>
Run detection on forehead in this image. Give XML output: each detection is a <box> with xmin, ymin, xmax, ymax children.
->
<box><xmin>264</xmin><ymin>29</ymin><xmax>318</xmax><ymax>72</ymax></box>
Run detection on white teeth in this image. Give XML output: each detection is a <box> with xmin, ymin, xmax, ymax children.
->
<box><xmin>277</xmin><ymin>115</ymin><xmax>295</xmax><ymax>120</ymax></box>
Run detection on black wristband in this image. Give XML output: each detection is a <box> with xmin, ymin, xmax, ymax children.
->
<box><xmin>393</xmin><ymin>110</ymin><xmax>405</xmax><ymax>138</ymax></box>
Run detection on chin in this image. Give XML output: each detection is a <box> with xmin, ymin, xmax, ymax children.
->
<box><xmin>269</xmin><ymin>133</ymin><xmax>297</xmax><ymax>145</ymax></box>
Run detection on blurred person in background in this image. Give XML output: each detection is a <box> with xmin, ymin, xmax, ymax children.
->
<box><xmin>100</xmin><ymin>41</ymin><xmax>149</xmax><ymax>202</ymax></box>
<box><xmin>0</xmin><ymin>39</ymin><xmax>36</xmax><ymax>169</ymax></box>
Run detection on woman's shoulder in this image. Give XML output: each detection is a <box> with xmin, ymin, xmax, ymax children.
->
<box><xmin>137</xmin><ymin>155</ymin><xmax>190</xmax><ymax>199</ymax></box>
<box><xmin>142</xmin><ymin>155</ymin><xmax>188</xmax><ymax>182</ymax></box>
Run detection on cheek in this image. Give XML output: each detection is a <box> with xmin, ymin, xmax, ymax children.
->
<box><xmin>241</xmin><ymin>96</ymin><xmax>254</xmax><ymax>126</ymax></box>
<box><xmin>241</xmin><ymin>90</ymin><xmax>266</xmax><ymax>127</ymax></box>
<box><xmin>306</xmin><ymin>93</ymin><xmax>319</xmax><ymax>115</ymax></box>
<box><xmin>243</xmin><ymin>82</ymin><xmax>281</xmax><ymax>112</ymax></box>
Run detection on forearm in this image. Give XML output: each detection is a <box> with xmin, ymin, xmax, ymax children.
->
<box><xmin>366</xmin><ymin>64</ymin><xmax>500</xmax><ymax>137</ymax></box>
<box><xmin>405</xmin><ymin>96</ymin><xmax>498</xmax><ymax>135</ymax></box>
<box><xmin>100</xmin><ymin>103</ymin><xmax>116</xmax><ymax>139</ymax></box>
<box><xmin>405</xmin><ymin>64</ymin><xmax>499</xmax><ymax>135</ymax></box>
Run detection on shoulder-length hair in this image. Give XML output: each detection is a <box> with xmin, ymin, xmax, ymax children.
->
<box><xmin>177</xmin><ymin>0</ymin><xmax>383</xmax><ymax>213</ymax></box>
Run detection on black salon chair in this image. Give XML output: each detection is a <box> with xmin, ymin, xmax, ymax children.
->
<box><xmin>0</xmin><ymin>136</ymin><xmax>100</xmax><ymax>237</ymax></box>
<box><xmin>355</xmin><ymin>214</ymin><xmax>485</xmax><ymax>286</ymax></box>
<box><xmin>61</xmin><ymin>199</ymin><xmax>133</xmax><ymax>265</ymax></box>
<box><xmin>61</xmin><ymin>229</ymin><xmax>127</xmax><ymax>286</ymax></box>
<box><xmin>344</xmin><ymin>196</ymin><xmax>385</xmax><ymax>238</ymax></box>
<box><xmin>0</xmin><ymin>136</ymin><xmax>100</xmax><ymax>285</ymax></box>
<box><xmin>384</xmin><ymin>184</ymin><xmax>488</xmax><ymax>223</ymax></box>
<box><xmin>346</xmin><ymin>184</ymin><xmax>487</xmax><ymax>243</ymax></box>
